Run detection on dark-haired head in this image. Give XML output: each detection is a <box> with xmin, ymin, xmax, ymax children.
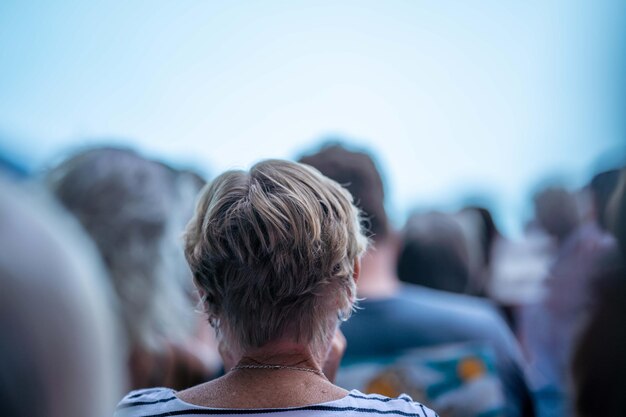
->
<box><xmin>298</xmin><ymin>142</ymin><xmax>390</xmax><ymax>243</ymax></box>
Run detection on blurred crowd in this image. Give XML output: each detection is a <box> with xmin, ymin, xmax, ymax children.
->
<box><xmin>1</xmin><ymin>141</ymin><xmax>624</xmax><ymax>417</ymax></box>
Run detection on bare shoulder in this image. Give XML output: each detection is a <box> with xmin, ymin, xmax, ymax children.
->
<box><xmin>176</xmin><ymin>377</ymin><xmax>225</xmax><ymax>406</ymax></box>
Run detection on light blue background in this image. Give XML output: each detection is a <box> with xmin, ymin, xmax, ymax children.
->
<box><xmin>1</xmin><ymin>1</ymin><xmax>625</xmax><ymax>234</ymax></box>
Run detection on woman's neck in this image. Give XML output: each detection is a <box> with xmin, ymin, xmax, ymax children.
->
<box><xmin>237</xmin><ymin>339</ymin><xmax>324</xmax><ymax>370</ymax></box>
<box><xmin>176</xmin><ymin>339</ymin><xmax>347</xmax><ymax>409</ymax></box>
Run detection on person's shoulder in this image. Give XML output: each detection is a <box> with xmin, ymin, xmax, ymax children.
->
<box><xmin>114</xmin><ymin>387</ymin><xmax>179</xmax><ymax>416</ymax></box>
<box><xmin>399</xmin><ymin>283</ymin><xmax>500</xmax><ymax>318</ymax></box>
<box><xmin>346</xmin><ymin>390</ymin><xmax>439</xmax><ymax>416</ymax></box>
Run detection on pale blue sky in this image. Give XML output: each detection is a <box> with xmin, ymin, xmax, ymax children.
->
<box><xmin>1</xmin><ymin>1</ymin><xmax>625</xmax><ymax>234</ymax></box>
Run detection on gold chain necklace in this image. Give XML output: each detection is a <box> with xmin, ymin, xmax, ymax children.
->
<box><xmin>231</xmin><ymin>364</ymin><xmax>327</xmax><ymax>379</ymax></box>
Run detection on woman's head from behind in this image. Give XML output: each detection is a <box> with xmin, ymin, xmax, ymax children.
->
<box><xmin>47</xmin><ymin>147</ymin><xmax>196</xmax><ymax>352</ymax></box>
<box><xmin>185</xmin><ymin>160</ymin><xmax>367</xmax><ymax>360</ymax></box>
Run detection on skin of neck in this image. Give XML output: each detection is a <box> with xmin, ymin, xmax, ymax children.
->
<box><xmin>177</xmin><ymin>333</ymin><xmax>347</xmax><ymax>409</ymax></box>
<box><xmin>357</xmin><ymin>235</ymin><xmax>401</xmax><ymax>298</ymax></box>
<box><xmin>237</xmin><ymin>338</ymin><xmax>327</xmax><ymax>372</ymax></box>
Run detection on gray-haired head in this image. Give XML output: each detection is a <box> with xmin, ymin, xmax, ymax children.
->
<box><xmin>46</xmin><ymin>147</ymin><xmax>197</xmax><ymax>351</ymax></box>
<box><xmin>185</xmin><ymin>159</ymin><xmax>368</xmax><ymax>358</ymax></box>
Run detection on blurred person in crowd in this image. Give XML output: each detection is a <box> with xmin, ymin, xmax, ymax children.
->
<box><xmin>572</xmin><ymin>168</ymin><xmax>626</xmax><ymax>417</ymax></box>
<box><xmin>454</xmin><ymin>206</ymin><xmax>525</xmax><ymax>329</ymax></box>
<box><xmin>299</xmin><ymin>142</ymin><xmax>534</xmax><ymax>417</ymax></box>
<box><xmin>533</xmin><ymin>186</ymin><xmax>581</xmax><ymax>245</ymax></box>
<box><xmin>455</xmin><ymin>206</ymin><xmax>501</xmax><ymax>297</ymax></box>
<box><xmin>464</xmin><ymin>207</ymin><xmax>500</xmax><ymax>267</ymax></box>
<box><xmin>518</xmin><ymin>172</ymin><xmax>621</xmax><ymax>417</ymax></box>
<box><xmin>487</xmin><ymin>218</ymin><xmax>556</xmax><ymax>329</ymax></box>
<box><xmin>488</xmin><ymin>186</ymin><xmax>579</xmax><ymax>321</ymax></box>
<box><xmin>0</xmin><ymin>177</ymin><xmax>125</xmax><ymax>417</ymax></box>
<box><xmin>116</xmin><ymin>159</ymin><xmax>438</xmax><ymax>417</ymax></box>
<box><xmin>545</xmin><ymin>170</ymin><xmax>622</xmax><ymax>311</ymax></box>
<box><xmin>46</xmin><ymin>147</ymin><xmax>216</xmax><ymax>390</ymax></box>
<box><xmin>397</xmin><ymin>211</ymin><xmax>471</xmax><ymax>294</ymax></box>
<box><xmin>399</xmin><ymin>207</ymin><xmax>503</xmax><ymax>299</ymax></box>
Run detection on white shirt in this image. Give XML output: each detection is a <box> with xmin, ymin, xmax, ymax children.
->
<box><xmin>115</xmin><ymin>387</ymin><xmax>438</xmax><ymax>417</ymax></box>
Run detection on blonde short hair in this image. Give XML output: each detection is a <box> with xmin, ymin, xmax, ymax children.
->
<box><xmin>184</xmin><ymin>159</ymin><xmax>368</xmax><ymax>353</ymax></box>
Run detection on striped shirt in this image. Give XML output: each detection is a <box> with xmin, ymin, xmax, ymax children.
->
<box><xmin>115</xmin><ymin>387</ymin><xmax>438</xmax><ymax>417</ymax></box>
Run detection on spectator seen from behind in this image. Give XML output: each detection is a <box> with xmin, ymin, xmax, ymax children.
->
<box><xmin>47</xmin><ymin>147</ymin><xmax>214</xmax><ymax>390</ymax></box>
<box><xmin>116</xmin><ymin>159</ymin><xmax>438</xmax><ymax>417</ymax></box>
<box><xmin>299</xmin><ymin>142</ymin><xmax>534</xmax><ymax>417</ymax></box>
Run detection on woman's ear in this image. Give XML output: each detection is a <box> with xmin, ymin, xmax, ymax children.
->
<box><xmin>353</xmin><ymin>258</ymin><xmax>361</xmax><ymax>285</ymax></box>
